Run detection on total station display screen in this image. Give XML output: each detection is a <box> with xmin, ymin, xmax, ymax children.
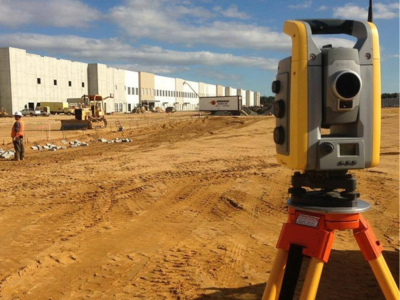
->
<box><xmin>339</xmin><ymin>143</ymin><xmax>357</xmax><ymax>156</ymax></box>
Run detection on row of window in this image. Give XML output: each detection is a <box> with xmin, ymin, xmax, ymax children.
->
<box><xmin>37</xmin><ymin>78</ymin><xmax>85</xmax><ymax>88</ymax></box>
<box><xmin>36</xmin><ymin>78</ymin><xmax>196</xmax><ymax>97</ymax></box>
<box><xmin>128</xmin><ymin>87</ymin><xmax>196</xmax><ymax>98</ymax></box>
<box><xmin>126</xmin><ymin>86</ymin><xmax>197</xmax><ymax>98</ymax></box>
<box><xmin>127</xmin><ymin>87</ymin><xmax>139</xmax><ymax>95</ymax></box>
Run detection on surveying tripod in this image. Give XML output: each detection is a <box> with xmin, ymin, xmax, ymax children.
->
<box><xmin>262</xmin><ymin>171</ymin><xmax>399</xmax><ymax>300</ymax></box>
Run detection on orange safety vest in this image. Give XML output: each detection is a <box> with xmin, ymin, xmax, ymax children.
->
<box><xmin>11</xmin><ymin>120</ymin><xmax>24</xmax><ymax>138</ymax></box>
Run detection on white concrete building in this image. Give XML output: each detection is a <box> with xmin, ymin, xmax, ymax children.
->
<box><xmin>199</xmin><ymin>82</ymin><xmax>217</xmax><ymax>97</ymax></box>
<box><xmin>124</xmin><ymin>70</ymin><xmax>140</xmax><ymax>112</ymax></box>
<box><xmin>255</xmin><ymin>92</ymin><xmax>261</xmax><ymax>106</ymax></box>
<box><xmin>0</xmin><ymin>47</ymin><xmax>88</xmax><ymax>114</ymax></box>
<box><xmin>88</xmin><ymin>63</ymin><xmax>125</xmax><ymax>113</ymax></box>
<box><xmin>0</xmin><ymin>47</ymin><xmax>260</xmax><ymax>114</ymax></box>
<box><xmin>154</xmin><ymin>75</ymin><xmax>176</xmax><ymax>109</ymax></box>
<box><xmin>237</xmin><ymin>89</ymin><xmax>247</xmax><ymax>106</ymax></box>
<box><xmin>246</xmin><ymin>90</ymin><xmax>255</xmax><ymax>106</ymax></box>
<box><xmin>182</xmin><ymin>80</ymin><xmax>199</xmax><ymax>111</ymax></box>
<box><xmin>225</xmin><ymin>87</ymin><xmax>237</xmax><ymax>97</ymax></box>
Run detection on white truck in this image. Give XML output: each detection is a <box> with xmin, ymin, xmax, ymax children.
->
<box><xmin>199</xmin><ymin>96</ymin><xmax>242</xmax><ymax>112</ymax></box>
<box><xmin>21</xmin><ymin>108</ymin><xmax>42</xmax><ymax>116</ymax></box>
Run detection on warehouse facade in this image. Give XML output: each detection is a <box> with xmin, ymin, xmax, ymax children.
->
<box><xmin>0</xmin><ymin>47</ymin><xmax>260</xmax><ymax>114</ymax></box>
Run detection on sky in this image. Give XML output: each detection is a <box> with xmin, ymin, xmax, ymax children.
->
<box><xmin>0</xmin><ymin>0</ymin><xmax>398</xmax><ymax>96</ymax></box>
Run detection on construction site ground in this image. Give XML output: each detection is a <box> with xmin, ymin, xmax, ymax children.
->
<box><xmin>0</xmin><ymin>109</ymin><xmax>398</xmax><ymax>299</ymax></box>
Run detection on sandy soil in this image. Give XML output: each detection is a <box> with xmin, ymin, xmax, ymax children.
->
<box><xmin>0</xmin><ymin>109</ymin><xmax>398</xmax><ymax>300</ymax></box>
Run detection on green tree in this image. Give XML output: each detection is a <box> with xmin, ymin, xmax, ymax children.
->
<box><xmin>260</xmin><ymin>96</ymin><xmax>274</xmax><ymax>107</ymax></box>
<box><xmin>382</xmin><ymin>93</ymin><xmax>399</xmax><ymax>99</ymax></box>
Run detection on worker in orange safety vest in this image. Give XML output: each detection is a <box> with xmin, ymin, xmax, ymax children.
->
<box><xmin>11</xmin><ymin>111</ymin><xmax>25</xmax><ymax>161</ymax></box>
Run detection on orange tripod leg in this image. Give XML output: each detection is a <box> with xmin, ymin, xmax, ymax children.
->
<box><xmin>353</xmin><ymin>215</ymin><xmax>399</xmax><ymax>300</ymax></box>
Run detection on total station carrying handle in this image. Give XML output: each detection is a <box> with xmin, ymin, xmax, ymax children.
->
<box><xmin>300</xmin><ymin>19</ymin><xmax>356</xmax><ymax>35</ymax></box>
<box><xmin>293</xmin><ymin>19</ymin><xmax>379</xmax><ymax>64</ymax></box>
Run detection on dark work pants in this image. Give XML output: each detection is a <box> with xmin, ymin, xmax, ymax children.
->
<box><xmin>13</xmin><ymin>137</ymin><xmax>24</xmax><ymax>160</ymax></box>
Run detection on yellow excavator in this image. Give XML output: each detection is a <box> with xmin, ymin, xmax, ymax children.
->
<box><xmin>61</xmin><ymin>94</ymin><xmax>111</xmax><ymax>130</ymax></box>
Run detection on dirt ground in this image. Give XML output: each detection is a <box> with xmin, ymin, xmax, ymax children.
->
<box><xmin>0</xmin><ymin>109</ymin><xmax>398</xmax><ymax>300</ymax></box>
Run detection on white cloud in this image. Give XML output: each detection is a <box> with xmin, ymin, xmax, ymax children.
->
<box><xmin>111</xmin><ymin>63</ymin><xmax>190</xmax><ymax>75</ymax></box>
<box><xmin>0</xmin><ymin>0</ymin><xmax>102</xmax><ymax>28</ymax></box>
<box><xmin>317</xmin><ymin>6</ymin><xmax>329</xmax><ymax>11</ymax></box>
<box><xmin>289</xmin><ymin>1</ymin><xmax>312</xmax><ymax>9</ymax></box>
<box><xmin>196</xmin><ymin>69</ymin><xmax>242</xmax><ymax>81</ymax></box>
<box><xmin>219</xmin><ymin>4</ymin><xmax>250</xmax><ymax>20</ymax></box>
<box><xmin>381</xmin><ymin>53</ymin><xmax>400</xmax><ymax>61</ymax></box>
<box><xmin>0</xmin><ymin>33</ymin><xmax>279</xmax><ymax>71</ymax></box>
<box><xmin>375</xmin><ymin>3</ymin><xmax>399</xmax><ymax>19</ymax></box>
<box><xmin>333</xmin><ymin>2</ymin><xmax>399</xmax><ymax>20</ymax></box>
<box><xmin>110</xmin><ymin>0</ymin><xmax>290</xmax><ymax>51</ymax></box>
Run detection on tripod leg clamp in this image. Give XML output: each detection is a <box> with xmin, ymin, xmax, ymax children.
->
<box><xmin>353</xmin><ymin>215</ymin><xmax>383</xmax><ymax>261</ymax></box>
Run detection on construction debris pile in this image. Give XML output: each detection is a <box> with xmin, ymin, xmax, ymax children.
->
<box><xmin>30</xmin><ymin>140</ymin><xmax>88</xmax><ymax>151</ymax></box>
<box><xmin>0</xmin><ymin>137</ymin><xmax>133</xmax><ymax>159</ymax></box>
<box><xmin>0</xmin><ymin>149</ymin><xmax>15</xmax><ymax>159</ymax></box>
<box><xmin>29</xmin><ymin>137</ymin><xmax>133</xmax><ymax>151</ymax></box>
<box><xmin>97</xmin><ymin>138</ymin><xmax>133</xmax><ymax>143</ymax></box>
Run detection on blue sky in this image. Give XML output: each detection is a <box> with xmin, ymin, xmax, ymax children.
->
<box><xmin>0</xmin><ymin>0</ymin><xmax>398</xmax><ymax>95</ymax></box>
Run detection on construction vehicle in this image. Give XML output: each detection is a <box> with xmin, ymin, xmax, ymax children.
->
<box><xmin>132</xmin><ymin>103</ymin><xmax>147</xmax><ymax>114</ymax></box>
<box><xmin>60</xmin><ymin>94</ymin><xmax>111</xmax><ymax>130</ymax></box>
<box><xmin>21</xmin><ymin>108</ymin><xmax>42</xmax><ymax>116</ymax></box>
<box><xmin>39</xmin><ymin>106</ymin><xmax>51</xmax><ymax>116</ymax></box>
<box><xmin>0</xmin><ymin>107</ymin><xmax>12</xmax><ymax>118</ymax></box>
<box><xmin>165</xmin><ymin>106</ymin><xmax>176</xmax><ymax>113</ymax></box>
<box><xmin>39</xmin><ymin>102</ymin><xmax>74</xmax><ymax>115</ymax></box>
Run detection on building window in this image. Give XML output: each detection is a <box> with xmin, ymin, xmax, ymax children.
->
<box><xmin>128</xmin><ymin>87</ymin><xmax>131</xmax><ymax>95</ymax></box>
<box><xmin>115</xmin><ymin>85</ymin><xmax>117</xmax><ymax>90</ymax></box>
<box><xmin>54</xmin><ymin>80</ymin><xmax>57</xmax><ymax>86</ymax></box>
<box><xmin>136</xmin><ymin>88</ymin><xmax>139</xmax><ymax>95</ymax></box>
<box><xmin>82</xmin><ymin>82</ymin><xmax>85</xmax><ymax>88</ymax></box>
<box><xmin>69</xmin><ymin>81</ymin><xmax>72</xmax><ymax>87</ymax></box>
<box><xmin>37</xmin><ymin>78</ymin><xmax>41</xmax><ymax>84</ymax></box>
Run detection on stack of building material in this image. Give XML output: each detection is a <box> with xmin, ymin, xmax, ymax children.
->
<box><xmin>97</xmin><ymin>138</ymin><xmax>133</xmax><ymax>143</ymax></box>
<box><xmin>0</xmin><ymin>149</ymin><xmax>15</xmax><ymax>159</ymax></box>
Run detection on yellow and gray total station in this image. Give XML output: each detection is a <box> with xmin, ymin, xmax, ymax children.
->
<box><xmin>262</xmin><ymin>18</ymin><xmax>399</xmax><ymax>300</ymax></box>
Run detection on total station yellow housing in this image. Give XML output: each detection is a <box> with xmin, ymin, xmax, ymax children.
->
<box><xmin>272</xmin><ymin>19</ymin><xmax>381</xmax><ymax>171</ymax></box>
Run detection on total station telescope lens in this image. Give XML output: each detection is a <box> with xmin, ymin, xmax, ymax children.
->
<box><xmin>335</xmin><ymin>72</ymin><xmax>361</xmax><ymax>99</ymax></box>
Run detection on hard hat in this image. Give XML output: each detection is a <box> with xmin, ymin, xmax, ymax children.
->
<box><xmin>14</xmin><ymin>111</ymin><xmax>22</xmax><ymax>117</ymax></box>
